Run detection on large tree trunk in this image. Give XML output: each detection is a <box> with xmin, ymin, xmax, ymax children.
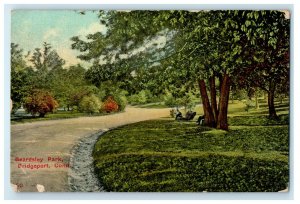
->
<box><xmin>217</xmin><ymin>73</ymin><xmax>230</xmax><ymax>130</ymax></box>
<box><xmin>209</xmin><ymin>75</ymin><xmax>218</xmax><ymax>122</ymax></box>
<box><xmin>198</xmin><ymin>79</ymin><xmax>216</xmax><ymax>127</ymax></box>
<box><xmin>268</xmin><ymin>80</ymin><xmax>278</xmax><ymax>119</ymax></box>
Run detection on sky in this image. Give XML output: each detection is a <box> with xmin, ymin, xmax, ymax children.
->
<box><xmin>12</xmin><ymin>10</ymin><xmax>289</xmax><ymax>69</ymax></box>
<box><xmin>11</xmin><ymin>10</ymin><xmax>107</xmax><ymax>67</ymax></box>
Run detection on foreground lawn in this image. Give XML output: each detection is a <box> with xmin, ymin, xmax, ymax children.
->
<box><xmin>93</xmin><ymin>117</ymin><xmax>289</xmax><ymax>192</ymax></box>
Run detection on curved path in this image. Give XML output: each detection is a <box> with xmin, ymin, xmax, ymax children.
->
<box><xmin>10</xmin><ymin>106</ymin><xmax>169</xmax><ymax>192</ymax></box>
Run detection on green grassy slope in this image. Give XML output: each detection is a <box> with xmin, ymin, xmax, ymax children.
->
<box><xmin>93</xmin><ymin>100</ymin><xmax>289</xmax><ymax>192</ymax></box>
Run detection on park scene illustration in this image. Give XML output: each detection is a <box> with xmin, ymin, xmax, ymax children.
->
<box><xmin>10</xmin><ymin>10</ymin><xmax>289</xmax><ymax>192</ymax></box>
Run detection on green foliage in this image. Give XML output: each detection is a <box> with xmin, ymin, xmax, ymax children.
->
<box><xmin>93</xmin><ymin>119</ymin><xmax>288</xmax><ymax>192</ymax></box>
<box><xmin>30</xmin><ymin>42</ymin><xmax>65</xmax><ymax>71</ymax></box>
<box><xmin>178</xmin><ymin>91</ymin><xmax>197</xmax><ymax>111</ymax></box>
<box><xmin>163</xmin><ymin>92</ymin><xmax>178</xmax><ymax>107</ymax></box>
<box><xmin>244</xmin><ymin>99</ymin><xmax>256</xmax><ymax>112</ymax></box>
<box><xmin>10</xmin><ymin>43</ymin><xmax>33</xmax><ymax>112</ymax></box>
<box><xmin>48</xmin><ymin>64</ymin><xmax>90</xmax><ymax>110</ymax></box>
<box><xmin>163</xmin><ymin>89</ymin><xmax>197</xmax><ymax>110</ymax></box>
<box><xmin>114</xmin><ymin>95</ymin><xmax>127</xmax><ymax>111</ymax></box>
<box><xmin>97</xmin><ymin>81</ymin><xmax>128</xmax><ymax>111</ymax></box>
<box><xmin>230</xmin><ymin>89</ymin><xmax>248</xmax><ymax>101</ymax></box>
<box><xmin>29</xmin><ymin>42</ymin><xmax>65</xmax><ymax>90</ymax></box>
<box><xmin>23</xmin><ymin>89</ymin><xmax>58</xmax><ymax>117</ymax></box>
<box><xmin>79</xmin><ymin>94</ymin><xmax>102</xmax><ymax>114</ymax></box>
<box><xmin>69</xmin><ymin>85</ymin><xmax>99</xmax><ymax>108</ymax></box>
<box><xmin>128</xmin><ymin>90</ymin><xmax>149</xmax><ymax>105</ymax></box>
<box><xmin>71</xmin><ymin>10</ymin><xmax>289</xmax><ymax>121</ymax></box>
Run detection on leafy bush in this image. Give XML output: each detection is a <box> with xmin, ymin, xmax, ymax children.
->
<box><xmin>143</xmin><ymin>90</ymin><xmax>154</xmax><ymax>103</ymax></box>
<box><xmin>178</xmin><ymin>92</ymin><xmax>197</xmax><ymax>111</ymax></box>
<box><xmin>128</xmin><ymin>90</ymin><xmax>148</xmax><ymax>105</ymax></box>
<box><xmin>69</xmin><ymin>85</ymin><xmax>99</xmax><ymax>107</ymax></box>
<box><xmin>72</xmin><ymin>105</ymin><xmax>78</xmax><ymax>112</ymax></box>
<box><xmin>102</xmin><ymin>96</ymin><xmax>119</xmax><ymax>113</ymax></box>
<box><xmin>244</xmin><ymin>99</ymin><xmax>256</xmax><ymax>112</ymax></box>
<box><xmin>231</xmin><ymin>89</ymin><xmax>248</xmax><ymax>101</ymax></box>
<box><xmin>163</xmin><ymin>92</ymin><xmax>178</xmax><ymax>107</ymax></box>
<box><xmin>97</xmin><ymin>81</ymin><xmax>127</xmax><ymax>111</ymax></box>
<box><xmin>79</xmin><ymin>94</ymin><xmax>102</xmax><ymax>114</ymax></box>
<box><xmin>127</xmin><ymin>94</ymin><xmax>138</xmax><ymax>105</ymax></box>
<box><xmin>170</xmin><ymin>108</ymin><xmax>176</xmax><ymax>118</ymax></box>
<box><xmin>113</xmin><ymin>95</ymin><xmax>127</xmax><ymax>111</ymax></box>
<box><xmin>23</xmin><ymin>89</ymin><xmax>58</xmax><ymax>117</ymax></box>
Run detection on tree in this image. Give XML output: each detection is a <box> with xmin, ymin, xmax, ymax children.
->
<box><xmin>10</xmin><ymin>43</ymin><xmax>35</xmax><ymax>112</ymax></box>
<box><xmin>71</xmin><ymin>10</ymin><xmax>289</xmax><ymax>130</ymax></box>
<box><xmin>48</xmin><ymin>64</ymin><xmax>90</xmax><ymax>110</ymax></box>
<box><xmin>233</xmin><ymin>11</ymin><xmax>290</xmax><ymax>119</ymax></box>
<box><xmin>23</xmin><ymin>89</ymin><xmax>58</xmax><ymax>117</ymax></box>
<box><xmin>30</xmin><ymin>42</ymin><xmax>65</xmax><ymax>71</ymax></box>
<box><xmin>29</xmin><ymin>42</ymin><xmax>65</xmax><ymax>89</ymax></box>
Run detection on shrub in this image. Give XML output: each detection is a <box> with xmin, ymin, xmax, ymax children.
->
<box><xmin>163</xmin><ymin>92</ymin><xmax>178</xmax><ymax>107</ymax></box>
<box><xmin>128</xmin><ymin>90</ymin><xmax>148</xmax><ymax>105</ymax></box>
<box><xmin>102</xmin><ymin>96</ymin><xmax>119</xmax><ymax>113</ymax></box>
<box><xmin>178</xmin><ymin>92</ymin><xmax>197</xmax><ymax>111</ymax></box>
<box><xmin>114</xmin><ymin>95</ymin><xmax>127</xmax><ymax>111</ymax></box>
<box><xmin>128</xmin><ymin>94</ymin><xmax>139</xmax><ymax>105</ymax></box>
<box><xmin>138</xmin><ymin>90</ymin><xmax>148</xmax><ymax>104</ymax></box>
<box><xmin>24</xmin><ymin>89</ymin><xmax>58</xmax><ymax>117</ymax></box>
<box><xmin>97</xmin><ymin>82</ymin><xmax>128</xmax><ymax>111</ymax></box>
<box><xmin>170</xmin><ymin>108</ymin><xmax>176</xmax><ymax>118</ymax></box>
<box><xmin>244</xmin><ymin>99</ymin><xmax>256</xmax><ymax>112</ymax></box>
<box><xmin>79</xmin><ymin>94</ymin><xmax>102</xmax><ymax>114</ymax></box>
<box><xmin>72</xmin><ymin>106</ymin><xmax>78</xmax><ymax>112</ymax></box>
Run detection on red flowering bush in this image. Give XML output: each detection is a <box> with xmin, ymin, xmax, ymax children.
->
<box><xmin>24</xmin><ymin>89</ymin><xmax>58</xmax><ymax>117</ymax></box>
<box><xmin>102</xmin><ymin>96</ymin><xmax>119</xmax><ymax>113</ymax></box>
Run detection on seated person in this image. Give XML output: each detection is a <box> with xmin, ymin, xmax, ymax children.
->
<box><xmin>175</xmin><ymin>110</ymin><xmax>183</xmax><ymax>120</ymax></box>
<box><xmin>185</xmin><ymin>111</ymin><xmax>197</xmax><ymax>120</ymax></box>
<box><xmin>197</xmin><ymin>115</ymin><xmax>205</xmax><ymax>125</ymax></box>
<box><xmin>176</xmin><ymin>110</ymin><xmax>197</xmax><ymax>121</ymax></box>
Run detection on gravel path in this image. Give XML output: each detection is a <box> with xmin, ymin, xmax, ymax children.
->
<box><xmin>68</xmin><ymin>130</ymin><xmax>105</xmax><ymax>192</ymax></box>
<box><xmin>10</xmin><ymin>106</ymin><xmax>169</xmax><ymax>192</ymax></box>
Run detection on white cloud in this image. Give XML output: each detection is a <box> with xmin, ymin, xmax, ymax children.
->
<box><xmin>131</xmin><ymin>36</ymin><xmax>166</xmax><ymax>55</ymax></box>
<box><xmin>77</xmin><ymin>22</ymin><xmax>107</xmax><ymax>39</ymax></box>
<box><xmin>56</xmin><ymin>47</ymin><xmax>82</xmax><ymax>67</ymax></box>
<box><xmin>43</xmin><ymin>28</ymin><xmax>60</xmax><ymax>41</ymax></box>
<box><xmin>24</xmin><ymin>46</ymin><xmax>90</xmax><ymax>69</ymax></box>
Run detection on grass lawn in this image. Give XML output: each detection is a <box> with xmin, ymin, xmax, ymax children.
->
<box><xmin>11</xmin><ymin>110</ymin><xmax>121</xmax><ymax>124</ymax></box>
<box><xmin>136</xmin><ymin>103</ymin><xmax>169</xmax><ymax>108</ymax></box>
<box><xmin>93</xmin><ymin>99</ymin><xmax>289</xmax><ymax>192</ymax></box>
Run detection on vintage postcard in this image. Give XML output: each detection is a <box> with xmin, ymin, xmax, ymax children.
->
<box><xmin>10</xmin><ymin>9</ymin><xmax>290</xmax><ymax>192</ymax></box>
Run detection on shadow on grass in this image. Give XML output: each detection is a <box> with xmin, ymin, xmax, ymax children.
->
<box><xmin>92</xmin><ymin>117</ymin><xmax>289</xmax><ymax>192</ymax></box>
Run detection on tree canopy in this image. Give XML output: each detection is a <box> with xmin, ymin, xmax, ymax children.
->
<box><xmin>71</xmin><ymin>10</ymin><xmax>289</xmax><ymax>130</ymax></box>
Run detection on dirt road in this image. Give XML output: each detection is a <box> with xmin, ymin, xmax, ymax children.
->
<box><xmin>10</xmin><ymin>107</ymin><xmax>169</xmax><ymax>192</ymax></box>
